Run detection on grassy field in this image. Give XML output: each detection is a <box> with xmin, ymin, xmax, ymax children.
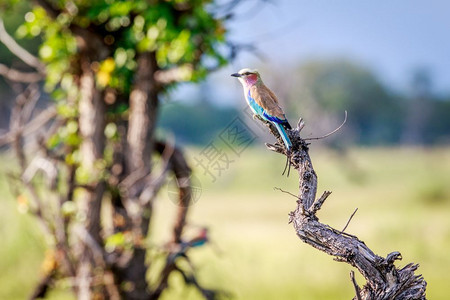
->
<box><xmin>1</xmin><ymin>146</ymin><xmax>450</xmax><ymax>299</ymax></box>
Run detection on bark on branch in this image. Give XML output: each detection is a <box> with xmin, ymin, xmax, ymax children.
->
<box><xmin>0</xmin><ymin>18</ymin><xmax>45</xmax><ymax>73</ymax></box>
<box><xmin>155</xmin><ymin>141</ymin><xmax>192</xmax><ymax>243</ymax></box>
<box><xmin>265</xmin><ymin>117</ymin><xmax>427</xmax><ymax>299</ymax></box>
<box><xmin>0</xmin><ymin>63</ymin><xmax>44</xmax><ymax>82</ymax></box>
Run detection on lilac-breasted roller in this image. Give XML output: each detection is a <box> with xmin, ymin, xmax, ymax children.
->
<box><xmin>231</xmin><ymin>68</ymin><xmax>292</xmax><ymax>150</ymax></box>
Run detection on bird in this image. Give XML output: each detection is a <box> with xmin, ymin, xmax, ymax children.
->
<box><xmin>231</xmin><ymin>68</ymin><xmax>292</xmax><ymax>151</ymax></box>
<box><xmin>185</xmin><ymin>227</ymin><xmax>209</xmax><ymax>248</ymax></box>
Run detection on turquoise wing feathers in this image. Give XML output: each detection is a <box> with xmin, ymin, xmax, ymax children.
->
<box><xmin>231</xmin><ymin>68</ymin><xmax>292</xmax><ymax>152</ymax></box>
<box><xmin>245</xmin><ymin>90</ymin><xmax>292</xmax><ymax>150</ymax></box>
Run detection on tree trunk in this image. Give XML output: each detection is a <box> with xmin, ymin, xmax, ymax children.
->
<box><xmin>76</xmin><ymin>54</ymin><xmax>107</xmax><ymax>299</ymax></box>
<box><xmin>114</xmin><ymin>51</ymin><xmax>159</xmax><ymax>300</ymax></box>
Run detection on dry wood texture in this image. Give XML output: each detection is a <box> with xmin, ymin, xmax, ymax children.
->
<box><xmin>265</xmin><ymin>116</ymin><xmax>427</xmax><ymax>300</ymax></box>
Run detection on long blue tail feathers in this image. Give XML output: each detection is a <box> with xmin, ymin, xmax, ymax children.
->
<box><xmin>274</xmin><ymin>122</ymin><xmax>292</xmax><ymax>150</ymax></box>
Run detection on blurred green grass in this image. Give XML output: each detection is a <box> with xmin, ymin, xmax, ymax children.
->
<box><xmin>1</xmin><ymin>147</ymin><xmax>450</xmax><ymax>299</ymax></box>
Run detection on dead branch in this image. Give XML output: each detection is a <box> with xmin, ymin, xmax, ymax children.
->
<box><xmin>1</xmin><ymin>87</ymin><xmax>44</xmax><ymax>137</ymax></box>
<box><xmin>155</xmin><ymin>140</ymin><xmax>192</xmax><ymax>243</ymax></box>
<box><xmin>350</xmin><ymin>271</ymin><xmax>362</xmax><ymax>300</ymax></box>
<box><xmin>7</xmin><ymin>85</ymin><xmax>53</xmax><ymax>237</ymax></box>
<box><xmin>0</xmin><ymin>18</ymin><xmax>45</xmax><ymax>72</ymax></box>
<box><xmin>152</xmin><ymin>238</ymin><xmax>220</xmax><ymax>300</ymax></box>
<box><xmin>5</xmin><ymin>85</ymin><xmax>75</xmax><ymax>300</ymax></box>
<box><xmin>0</xmin><ymin>63</ymin><xmax>44</xmax><ymax>82</ymax></box>
<box><xmin>0</xmin><ymin>99</ymin><xmax>56</xmax><ymax>148</ymax></box>
<box><xmin>149</xmin><ymin>141</ymin><xmax>221</xmax><ymax>299</ymax></box>
<box><xmin>308</xmin><ymin>190</ymin><xmax>332</xmax><ymax>215</ymax></box>
<box><xmin>149</xmin><ymin>141</ymin><xmax>192</xmax><ymax>297</ymax></box>
<box><xmin>261</xmin><ymin>115</ymin><xmax>427</xmax><ymax>299</ymax></box>
<box><xmin>175</xmin><ymin>264</ymin><xmax>225</xmax><ymax>300</ymax></box>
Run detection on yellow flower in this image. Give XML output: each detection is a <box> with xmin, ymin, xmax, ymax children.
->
<box><xmin>96</xmin><ymin>57</ymin><xmax>115</xmax><ymax>87</ymax></box>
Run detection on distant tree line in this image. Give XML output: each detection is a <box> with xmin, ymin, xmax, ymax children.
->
<box><xmin>158</xmin><ymin>60</ymin><xmax>450</xmax><ymax>146</ymax></box>
<box><xmin>284</xmin><ymin>60</ymin><xmax>450</xmax><ymax>145</ymax></box>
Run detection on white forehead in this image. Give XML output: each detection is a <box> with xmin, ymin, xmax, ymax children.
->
<box><xmin>238</xmin><ymin>68</ymin><xmax>258</xmax><ymax>75</ymax></box>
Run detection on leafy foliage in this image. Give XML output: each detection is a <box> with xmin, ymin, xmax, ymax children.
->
<box><xmin>15</xmin><ymin>0</ymin><xmax>227</xmax><ymax>96</ymax></box>
<box><xmin>5</xmin><ymin>0</ymin><xmax>234</xmax><ymax>181</ymax></box>
<box><xmin>0</xmin><ymin>1</ymin><xmax>237</xmax><ymax>298</ymax></box>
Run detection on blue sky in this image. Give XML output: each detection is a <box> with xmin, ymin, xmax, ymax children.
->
<box><xmin>171</xmin><ymin>0</ymin><xmax>450</xmax><ymax>105</ymax></box>
<box><xmin>229</xmin><ymin>0</ymin><xmax>450</xmax><ymax>89</ymax></box>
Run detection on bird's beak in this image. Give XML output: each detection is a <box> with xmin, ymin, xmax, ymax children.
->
<box><xmin>231</xmin><ymin>73</ymin><xmax>241</xmax><ymax>77</ymax></box>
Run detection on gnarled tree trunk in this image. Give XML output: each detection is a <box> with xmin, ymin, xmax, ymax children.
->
<box><xmin>114</xmin><ymin>51</ymin><xmax>160</xmax><ymax>300</ymax></box>
<box><xmin>264</xmin><ymin>117</ymin><xmax>427</xmax><ymax>300</ymax></box>
<box><xmin>75</xmin><ymin>34</ymin><xmax>108</xmax><ymax>300</ymax></box>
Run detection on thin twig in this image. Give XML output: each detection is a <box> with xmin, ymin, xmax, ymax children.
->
<box><xmin>304</xmin><ymin>110</ymin><xmax>347</xmax><ymax>141</ymax></box>
<box><xmin>308</xmin><ymin>190</ymin><xmax>332</xmax><ymax>214</ymax></box>
<box><xmin>341</xmin><ymin>208</ymin><xmax>358</xmax><ymax>233</ymax></box>
<box><xmin>273</xmin><ymin>187</ymin><xmax>299</xmax><ymax>199</ymax></box>
<box><xmin>350</xmin><ymin>270</ymin><xmax>362</xmax><ymax>300</ymax></box>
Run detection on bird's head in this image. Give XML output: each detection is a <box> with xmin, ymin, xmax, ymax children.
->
<box><xmin>231</xmin><ymin>68</ymin><xmax>261</xmax><ymax>87</ymax></box>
